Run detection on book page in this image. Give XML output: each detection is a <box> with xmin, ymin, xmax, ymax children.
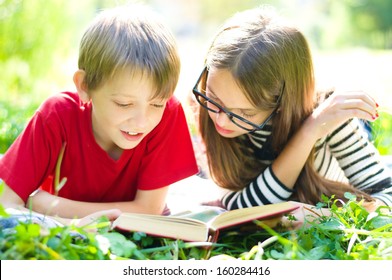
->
<box><xmin>173</xmin><ymin>205</ymin><xmax>226</xmax><ymax>223</ymax></box>
<box><xmin>210</xmin><ymin>202</ymin><xmax>298</xmax><ymax>230</ymax></box>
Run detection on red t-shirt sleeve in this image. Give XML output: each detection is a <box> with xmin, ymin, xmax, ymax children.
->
<box><xmin>136</xmin><ymin>97</ymin><xmax>198</xmax><ymax>190</ymax></box>
<box><xmin>0</xmin><ymin>97</ymin><xmax>64</xmax><ymax>202</ymax></box>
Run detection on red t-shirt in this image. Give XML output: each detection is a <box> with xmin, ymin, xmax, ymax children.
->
<box><xmin>0</xmin><ymin>92</ymin><xmax>198</xmax><ymax>203</ymax></box>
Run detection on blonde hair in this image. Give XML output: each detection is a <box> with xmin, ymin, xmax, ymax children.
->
<box><xmin>199</xmin><ymin>7</ymin><xmax>372</xmax><ymax>204</ymax></box>
<box><xmin>78</xmin><ymin>5</ymin><xmax>180</xmax><ymax>99</ymax></box>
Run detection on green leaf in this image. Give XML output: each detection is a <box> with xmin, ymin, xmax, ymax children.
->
<box><xmin>344</xmin><ymin>192</ymin><xmax>357</xmax><ymax>201</ymax></box>
<box><xmin>103</xmin><ymin>232</ymin><xmax>137</xmax><ymax>258</ymax></box>
<box><xmin>370</xmin><ymin>216</ymin><xmax>392</xmax><ymax>229</ymax></box>
<box><xmin>270</xmin><ymin>249</ymin><xmax>285</xmax><ymax>259</ymax></box>
<box><xmin>27</xmin><ymin>223</ymin><xmax>41</xmax><ymax>238</ymax></box>
<box><xmin>0</xmin><ymin>204</ymin><xmax>9</xmax><ymax>217</ymax></box>
<box><xmin>307</xmin><ymin>245</ymin><xmax>328</xmax><ymax>260</ymax></box>
<box><xmin>318</xmin><ymin>218</ymin><xmax>346</xmax><ymax>231</ymax></box>
<box><xmin>298</xmin><ymin>233</ymin><xmax>313</xmax><ymax>251</ymax></box>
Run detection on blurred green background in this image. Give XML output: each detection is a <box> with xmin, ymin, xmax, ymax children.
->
<box><xmin>1</xmin><ymin>0</ymin><xmax>391</xmax><ymax>154</ymax></box>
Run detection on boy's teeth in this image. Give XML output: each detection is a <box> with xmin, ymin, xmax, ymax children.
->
<box><xmin>127</xmin><ymin>132</ymin><xmax>138</xmax><ymax>136</ymax></box>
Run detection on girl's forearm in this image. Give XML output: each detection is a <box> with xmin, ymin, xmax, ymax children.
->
<box><xmin>271</xmin><ymin>118</ymin><xmax>319</xmax><ymax>189</ymax></box>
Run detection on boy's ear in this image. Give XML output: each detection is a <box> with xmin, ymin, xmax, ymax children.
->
<box><xmin>73</xmin><ymin>70</ymin><xmax>90</xmax><ymax>102</ymax></box>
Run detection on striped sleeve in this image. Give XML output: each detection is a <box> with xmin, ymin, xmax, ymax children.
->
<box><xmin>326</xmin><ymin>118</ymin><xmax>392</xmax><ymax>206</ymax></box>
<box><xmin>221</xmin><ymin>165</ymin><xmax>293</xmax><ymax>210</ymax></box>
<box><xmin>371</xmin><ymin>184</ymin><xmax>392</xmax><ymax>206</ymax></box>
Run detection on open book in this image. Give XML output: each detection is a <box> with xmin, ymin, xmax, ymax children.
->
<box><xmin>112</xmin><ymin>202</ymin><xmax>299</xmax><ymax>242</ymax></box>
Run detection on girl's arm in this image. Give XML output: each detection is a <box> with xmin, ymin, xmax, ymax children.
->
<box><xmin>223</xmin><ymin>90</ymin><xmax>379</xmax><ymax>210</ymax></box>
<box><xmin>325</xmin><ymin>118</ymin><xmax>392</xmax><ymax>206</ymax></box>
<box><xmin>272</xmin><ymin>90</ymin><xmax>378</xmax><ymax>188</ymax></box>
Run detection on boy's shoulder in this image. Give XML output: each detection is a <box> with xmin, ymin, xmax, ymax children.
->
<box><xmin>161</xmin><ymin>95</ymin><xmax>185</xmax><ymax>121</ymax></box>
<box><xmin>42</xmin><ymin>91</ymin><xmax>82</xmax><ymax>107</ymax></box>
<box><xmin>166</xmin><ymin>95</ymin><xmax>180</xmax><ymax>109</ymax></box>
<box><xmin>34</xmin><ymin>92</ymin><xmax>88</xmax><ymax>127</ymax></box>
<box><xmin>38</xmin><ymin>92</ymin><xmax>86</xmax><ymax>114</ymax></box>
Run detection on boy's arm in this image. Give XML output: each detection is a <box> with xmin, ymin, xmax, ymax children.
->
<box><xmin>28</xmin><ymin>187</ymin><xmax>169</xmax><ymax>218</ymax></box>
<box><xmin>0</xmin><ymin>183</ymin><xmax>26</xmax><ymax>210</ymax></box>
<box><xmin>54</xmin><ymin>209</ymin><xmax>122</xmax><ymax>227</ymax></box>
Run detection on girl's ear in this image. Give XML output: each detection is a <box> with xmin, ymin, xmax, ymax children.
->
<box><xmin>73</xmin><ymin>70</ymin><xmax>90</xmax><ymax>102</ymax></box>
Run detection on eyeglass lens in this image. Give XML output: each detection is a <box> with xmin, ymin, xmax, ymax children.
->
<box><xmin>195</xmin><ymin>93</ymin><xmax>259</xmax><ymax>131</ymax></box>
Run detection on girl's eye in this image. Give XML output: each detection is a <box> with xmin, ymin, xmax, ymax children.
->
<box><xmin>241</xmin><ymin>112</ymin><xmax>257</xmax><ymax>119</ymax></box>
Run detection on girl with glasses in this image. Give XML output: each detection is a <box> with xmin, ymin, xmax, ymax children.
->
<box><xmin>194</xmin><ymin>6</ymin><xmax>392</xmax><ymax>222</ymax></box>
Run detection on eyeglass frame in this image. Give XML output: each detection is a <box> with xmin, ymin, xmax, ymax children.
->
<box><xmin>192</xmin><ymin>67</ymin><xmax>285</xmax><ymax>132</ymax></box>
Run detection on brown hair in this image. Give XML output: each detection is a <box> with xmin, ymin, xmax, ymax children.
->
<box><xmin>78</xmin><ymin>5</ymin><xmax>180</xmax><ymax>99</ymax></box>
<box><xmin>198</xmin><ymin>7</ymin><xmax>372</xmax><ymax>204</ymax></box>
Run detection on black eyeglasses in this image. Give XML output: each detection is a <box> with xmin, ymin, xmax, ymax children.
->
<box><xmin>192</xmin><ymin>67</ymin><xmax>285</xmax><ymax>132</ymax></box>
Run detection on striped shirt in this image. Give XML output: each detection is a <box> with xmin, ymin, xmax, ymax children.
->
<box><xmin>222</xmin><ymin>118</ymin><xmax>392</xmax><ymax>209</ymax></box>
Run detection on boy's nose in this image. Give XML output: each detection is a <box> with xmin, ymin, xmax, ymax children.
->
<box><xmin>132</xmin><ymin>110</ymin><xmax>149</xmax><ymax>129</ymax></box>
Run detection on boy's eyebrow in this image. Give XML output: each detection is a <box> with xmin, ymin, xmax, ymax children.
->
<box><xmin>110</xmin><ymin>93</ymin><xmax>138</xmax><ymax>99</ymax></box>
<box><xmin>110</xmin><ymin>93</ymin><xmax>167</xmax><ymax>103</ymax></box>
<box><xmin>110</xmin><ymin>93</ymin><xmax>131</xmax><ymax>97</ymax></box>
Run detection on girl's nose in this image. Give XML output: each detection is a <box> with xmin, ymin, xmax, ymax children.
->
<box><xmin>214</xmin><ymin>110</ymin><xmax>231</xmax><ymax>127</ymax></box>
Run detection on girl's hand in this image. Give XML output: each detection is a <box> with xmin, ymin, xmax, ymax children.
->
<box><xmin>279</xmin><ymin>201</ymin><xmax>330</xmax><ymax>230</ymax></box>
<box><xmin>362</xmin><ymin>198</ymin><xmax>388</xmax><ymax>214</ymax></box>
<box><xmin>305</xmin><ymin>90</ymin><xmax>378</xmax><ymax>140</ymax></box>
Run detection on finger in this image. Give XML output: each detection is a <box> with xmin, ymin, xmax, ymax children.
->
<box><xmin>95</xmin><ymin>209</ymin><xmax>122</xmax><ymax>221</ymax></box>
<box><xmin>106</xmin><ymin>209</ymin><xmax>122</xmax><ymax>221</ymax></box>
<box><xmin>340</xmin><ymin>99</ymin><xmax>378</xmax><ymax>120</ymax></box>
<box><xmin>336</xmin><ymin>91</ymin><xmax>378</xmax><ymax>109</ymax></box>
<box><xmin>279</xmin><ymin>215</ymin><xmax>303</xmax><ymax>230</ymax></box>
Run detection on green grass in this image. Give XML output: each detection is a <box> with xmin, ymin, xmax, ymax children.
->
<box><xmin>1</xmin><ymin>181</ymin><xmax>391</xmax><ymax>260</ymax></box>
<box><xmin>0</xmin><ymin>97</ymin><xmax>41</xmax><ymax>154</ymax></box>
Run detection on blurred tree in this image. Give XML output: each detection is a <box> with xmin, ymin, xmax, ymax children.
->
<box><xmin>347</xmin><ymin>0</ymin><xmax>392</xmax><ymax>48</ymax></box>
<box><xmin>198</xmin><ymin>0</ymin><xmax>280</xmax><ymax>24</ymax></box>
<box><xmin>0</xmin><ymin>0</ymin><xmax>91</xmax><ymax>96</ymax></box>
<box><xmin>0</xmin><ymin>0</ymin><xmax>93</xmax><ymax>153</ymax></box>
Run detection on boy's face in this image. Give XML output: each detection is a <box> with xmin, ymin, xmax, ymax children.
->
<box><xmin>89</xmin><ymin>69</ymin><xmax>167</xmax><ymax>155</ymax></box>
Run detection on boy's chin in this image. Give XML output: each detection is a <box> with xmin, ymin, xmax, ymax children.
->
<box><xmin>120</xmin><ymin>141</ymin><xmax>142</xmax><ymax>150</ymax></box>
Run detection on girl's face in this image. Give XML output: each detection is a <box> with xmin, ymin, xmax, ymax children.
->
<box><xmin>90</xmin><ymin>69</ymin><xmax>167</xmax><ymax>156</ymax></box>
<box><xmin>206</xmin><ymin>68</ymin><xmax>273</xmax><ymax>138</ymax></box>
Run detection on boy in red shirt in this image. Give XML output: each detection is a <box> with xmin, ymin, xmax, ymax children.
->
<box><xmin>0</xmin><ymin>5</ymin><xmax>198</xmax><ymax>224</ymax></box>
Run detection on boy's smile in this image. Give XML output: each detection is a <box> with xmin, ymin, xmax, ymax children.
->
<box><xmin>120</xmin><ymin>130</ymin><xmax>144</xmax><ymax>141</ymax></box>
